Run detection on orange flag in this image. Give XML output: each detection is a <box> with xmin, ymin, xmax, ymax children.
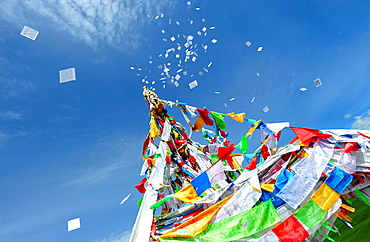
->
<box><xmin>226</xmin><ymin>112</ymin><xmax>246</xmax><ymax>123</ymax></box>
<box><xmin>161</xmin><ymin>195</ymin><xmax>233</xmax><ymax>237</ymax></box>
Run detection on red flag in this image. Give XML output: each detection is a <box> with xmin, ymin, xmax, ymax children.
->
<box><xmin>217</xmin><ymin>144</ymin><xmax>235</xmax><ymax>161</ymax></box>
<box><xmin>272</xmin><ymin>215</ymin><xmax>309</xmax><ymax>242</ymax></box>
<box><xmin>290</xmin><ymin>127</ymin><xmax>332</xmax><ymax>146</ymax></box>
<box><xmin>245</xmin><ymin>156</ymin><xmax>258</xmax><ymax>170</ymax></box>
<box><xmin>134</xmin><ymin>178</ymin><xmax>147</xmax><ymax>193</ymax></box>
<box><xmin>197</xmin><ymin>108</ymin><xmax>214</xmax><ymax>126</ymax></box>
<box><xmin>343</xmin><ymin>142</ymin><xmax>359</xmax><ymax>153</ymax></box>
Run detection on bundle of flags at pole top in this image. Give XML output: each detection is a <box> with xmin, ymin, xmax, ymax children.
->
<box><xmin>129</xmin><ymin>87</ymin><xmax>370</xmax><ymax>242</ymax></box>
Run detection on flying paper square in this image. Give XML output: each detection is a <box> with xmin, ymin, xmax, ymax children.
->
<box><xmin>211</xmin><ymin>39</ymin><xmax>218</xmax><ymax>44</ymax></box>
<box><xmin>20</xmin><ymin>26</ymin><xmax>39</xmax><ymax>41</ymax></box>
<box><xmin>189</xmin><ymin>80</ymin><xmax>198</xmax><ymax>89</ymax></box>
<box><xmin>67</xmin><ymin>218</ymin><xmax>81</xmax><ymax>232</ymax></box>
<box><xmin>170</xmin><ymin>36</ymin><xmax>176</xmax><ymax>42</ymax></box>
<box><xmin>257</xmin><ymin>47</ymin><xmax>263</xmax><ymax>51</ymax></box>
<box><xmin>245</xmin><ymin>41</ymin><xmax>251</xmax><ymax>46</ymax></box>
<box><xmin>263</xmin><ymin>106</ymin><xmax>269</xmax><ymax>113</ymax></box>
<box><xmin>313</xmin><ymin>78</ymin><xmax>322</xmax><ymax>87</ymax></box>
<box><xmin>59</xmin><ymin>68</ymin><xmax>76</xmax><ymax>83</ymax></box>
<box><xmin>300</xmin><ymin>87</ymin><xmax>307</xmax><ymax>91</ymax></box>
<box><xmin>174</xmin><ymin>81</ymin><xmax>179</xmax><ymax>87</ymax></box>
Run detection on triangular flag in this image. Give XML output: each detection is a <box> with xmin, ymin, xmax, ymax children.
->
<box><xmin>217</xmin><ymin>144</ymin><xmax>235</xmax><ymax>161</ymax></box>
<box><xmin>290</xmin><ymin>127</ymin><xmax>332</xmax><ymax>146</ymax></box>
<box><xmin>210</xmin><ymin>111</ymin><xmax>227</xmax><ymax>130</ymax></box>
<box><xmin>197</xmin><ymin>108</ymin><xmax>213</xmax><ymax>126</ymax></box>
<box><xmin>236</xmin><ymin>136</ymin><xmax>249</xmax><ymax>153</ymax></box>
<box><xmin>226</xmin><ymin>112</ymin><xmax>246</xmax><ymax>123</ymax></box>
<box><xmin>245</xmin><ymin>156</ymin><xmax>258</xmax><ymax>170</ymax></box>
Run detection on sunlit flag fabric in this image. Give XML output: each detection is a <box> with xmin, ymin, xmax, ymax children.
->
<box><xmin>129</xmin><ymin>88</ymin><xmax>370</xmax><ymax>242</ymax></box>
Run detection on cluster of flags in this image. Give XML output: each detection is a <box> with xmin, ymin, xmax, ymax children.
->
<box><xmin>129</xmin><ymin>88</ymin><xmax>370</xmax><ymax>242</ymax></box>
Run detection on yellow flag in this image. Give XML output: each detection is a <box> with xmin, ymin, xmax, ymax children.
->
<box><xmin>161</xmin><ymin>195</ymin><xmax>233</xmax><ymax>237</ymax></box>
<box><xmin>226</xmin><ymin>112</ymin><xmax>246</xmax><ymax>123</ymax></box>
<box><xmin>311</xmin><ymin>183</ymin><xmax>340</xmax><ymax>212</ymax></box>
<box><xmin>261</xmin><ymin>184</ymin><xmax>275</xmax><ymax>193</ymax></box>
<box><xmin>149</xmin><ymin>117</ymin><xmax>160</xmax><ymax>138</ymax></box>
<box><xmin>173</xmin><ymin>183</ymin><xmax>201</xmax><ymax>203</ymax></box>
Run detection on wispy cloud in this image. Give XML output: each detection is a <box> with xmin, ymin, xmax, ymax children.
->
<box><xmin>351</xmin><ymin>109</ymin><xmax>370</xmax><ymax>130</ymax></box>
<box><xmin>61</xmin><ymin>135</ymin><xmax>143</xmax><ymax>187</ymax></box>
<box><xmin>94</xmin><ymin>230</ymin><xmax>131</xmax><ymax>242</ymax></box>
<box><xmin>62</xmin><ymin>161</ymin><xmax>125</xmax><ymax>187</ymax></box>
<box><xmin>0</xmin><ymin>111</ymin><xmax>22</xmax><ymax>119</ymax></box>
<box><xmin>0</xmin><ymin>0</ymin><xmax>174</xmax><ymax>51</ymax></box>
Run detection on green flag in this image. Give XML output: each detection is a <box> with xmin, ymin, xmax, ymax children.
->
<box><xmin>236</xmin><ymin>136</ymin><xmax>249</xmax><ymax>154</ymax></box>
<box><xmin>210</xmin><ymin>111</ymin><xmax>227</xmax><ymax>130</ymax></box>
<box><xmin>196</xmin><ymin>200</ymin><xmax>280</xmax><ymax>242</ymax></box>
<box><xmin>295</xmin><ymin>199</ymin><xmax>326</xmax><ymax>229</ymax></box>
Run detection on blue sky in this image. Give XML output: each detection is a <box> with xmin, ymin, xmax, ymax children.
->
<box><xmin>1</xmin><ymin>0</ymin><xmax>370</xmax><ymax>241</ymax></box>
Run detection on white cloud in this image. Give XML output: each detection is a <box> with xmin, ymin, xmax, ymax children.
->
<box><xmin>352</xmin><ymin>110</ymin><xmax>370</xmax><ymax>130</ymax></box>
<box><xmin>0</xmin><ymin>0</ymin><xmax>174</xmax><ymax>51</ymax></box>
<box><xmin>95</xmin><ymin>230</ymin><xmax>131</xmax><ymax>242</ymax></box>
<box><xmin>61</xmin><ymin>135</ymin><xmax>142</xmax><ymax>187</ymax></box>
<box><xmin>344</xmin><ymin>113</ymin><xmax>352</xmax><ymax>118</ymax></box>
<box><xmin>62</xmin><ymin>161</ymin><xmax>125</xmax><ymax>187</ymax></box>
<box><xmin>0</xmin><ymin>111</ymin><xmax>22</xmax><ymax>119</ymax></box>
<box><xmin>0</xmin><ymin>132</ymin><xmax>9</xmax><ymax>142</ymax></box>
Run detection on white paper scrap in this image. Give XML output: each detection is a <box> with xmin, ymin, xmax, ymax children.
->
<box><xmin>192</xmin><ymin>56</ymin><xmax>197</xmax><ymax>62</ymax></box>
<box><xmin>195</xmin><ymin>7</ymin><xmax>200</xmax><ymax>10</ymax></box>
<box><xmin>161</xmin><ymin>29</ymin><xmax>165</xmax><ymax>33</ymax></box>
<box><xmin>202</xmin><ymin>27</ymin><xmax>207</xmax><ymax>32</ymax></box>
<box><xmin>313</xmin><ymin>78</ymin><xmax>322</xmax><ymax>87</ymax></box>
<box><xmin>300</xmin><ymin>87</ymin><xmax>307</xmax><ymax>91</ymax></box>
<box><xmin>211</xmin><ymin>39</ymin><xmax>218</xmax><ymax>44</ymax></box>
<box><xmin>176</xmin><ymin>21</ymin><xmax>180</xmax><ymax>25</ymax></box>
<box><xmin>189</xmin><ymin>80</ymin><xmax>198</xmax><ymax>89</ymax></box>
<box><xmin>67</xmin><ymin>218</ymin><xmax>81</xmax><ymax>232</ymax></box>
<box><xmin>174</xmin><ymin>81</ymin><xmax>179</xmax><ymax>87</ymax></box>
<box><xmin>230</xmin><ymin>97</ymin><xmax>235</xmax><ymax>101</ymax></box>
<box><xmin>170</xmin><ymin>36</ymin><xmax>176</xmax><ymax>42</ymax></box>
<box><xmin>210</xmin><ymin>26</ymin><xmax>216</xmax><ymax>29</ymax></box>
<box><xmin>20</xmin><ymin>26</ymin><xmax>39</xmax><ymax>41</ymax></box>
<box><xmin>245</xmin><ymin>41</ymin><xmax>251</xmax><ymax>46</ymax></box>
<box><xmin>257</xmin><ymin>46</ymin><xmax>263</xmax><ymax>51</ymax></box>
<box><xmin>175</xmin><ymin>74</ymin><xmax>181</xmax><ymax>81</ymax></box>
<box><xmin>251</xmin><ymin>97</ymin><xmax>255</xmax><ymax>103</ymax></box>
<box><xmin>208</xmin><ymin>62</ymin><xmax>213</xmax><ymax>67</ymax></box>
<box><xmin>187</xmin><ymin>1</ymin><xmax>191</xmax><ymax>5</ymax></box>
<box><xmin>256</xmin><ymin>72</ymin><xmax>260</xmax><ymax>76</ymax></box>
<box><xmin>59</xmin><ymin>68</ymin><xmax>76</xmax><ymax>83</ymax></box>
<box><xmin>120</xmin><ymin>193</ymin><xmax>131</xmax><ymax>204</ymax></box>
<box><xmin>263</xmin><ymin>106</ymin><xmax>269</xmax><ymax>113</ymax></box>
<box><xmin>215</xmin><ymin>91</ymin><xmax>220</xmax><ymax>94</ymax></box>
